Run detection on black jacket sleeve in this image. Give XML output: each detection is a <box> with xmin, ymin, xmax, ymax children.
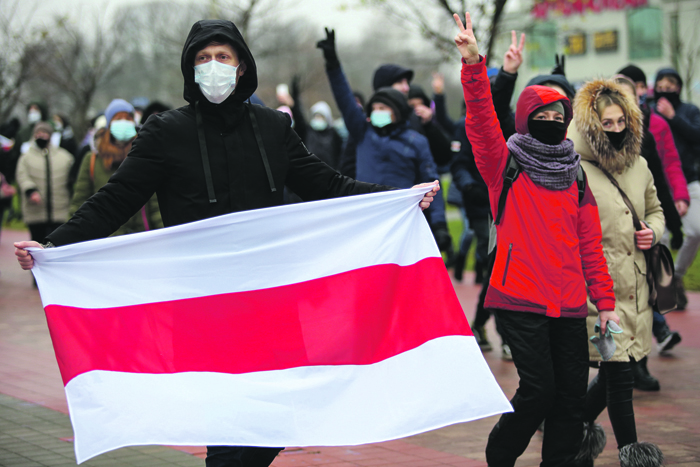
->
<box><xmin>423</xmin><ymin>119</ymin><xmax>454</xmax><ymax>166</ymax></box>
<box><xmin>47</xmin><ymin>119</ymin><xmax>168</xmax><ymax>246</ymax></box>
<box><xmin>492</xmin><ymin>68</ymin><xmax>517</xmax><ymax>140</ymax></box>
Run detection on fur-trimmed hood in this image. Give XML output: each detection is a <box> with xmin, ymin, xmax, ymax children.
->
<box><xmin>573</xmin><ymin>79</ymin><xmax>642</xmax><ymax>173</ymax></box>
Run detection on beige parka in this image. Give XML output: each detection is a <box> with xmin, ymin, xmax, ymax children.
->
<box><xmin>16</xmin><ymin>141</ymin><xmax>74</xmax><ymax>225</ymax></box>
<box><xmin>571</xmin><ymin>79</ymin><xmax>665</xmax><ymax>363</ymax></box>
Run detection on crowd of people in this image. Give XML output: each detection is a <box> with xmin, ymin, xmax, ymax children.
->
<box><xmin>3</xmin><ymin>10</ymin><xmax>699</xmax><ymax>467</ymax></box>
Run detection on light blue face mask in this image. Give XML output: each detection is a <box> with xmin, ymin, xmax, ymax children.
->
<box><xmin>310</xmin><ymin>117</ymin><xmax>328</xmax><ymax>131</ymax></box>
<box><xmin>370</xmin><ymin>110</ymin><xmax>393</xmax><ymax>128</ymax></box>
<box><xmin>110</xmin><ymin>120</ymin><xmax>137</xmax><ymax>141</ymax></box>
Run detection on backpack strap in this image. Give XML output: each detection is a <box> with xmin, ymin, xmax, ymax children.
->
<box><xmin>494</xmin><ymin>154</ymin><xmax>521</xmax><ymax>225</ymax></box>
<box><xmin>576</xmin><ymin>165</ymin><xmax>587</xmax><ymax>203</ymax></box>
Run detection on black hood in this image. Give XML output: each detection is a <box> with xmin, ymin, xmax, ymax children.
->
<box><xmin>655</xmin><ymin>67</ymin><xmax>683</xmax><ymax>91</ymax></box>
<box><xmin>408</xmin><ymin>85</ymin><xmax>430</xmax><ymax>107</ymax></box>
<box><xmin>372</xmin><ymin>64</ymin><xmax>414</xmax><ymax>92</ymax></box>
<box><xmin>526</xmin><ymin>74</ymin><xmax>576</xmax><ymax>100</ymax></box>
<box><xmin>181</xmin><ymin>19</ymin><xmax>258</xmax><ymax>105</ymax></box>
<box><xmin>366</xmin><ymin>87</ymin><xmax>411</xmax><ymax>123</ymax></box>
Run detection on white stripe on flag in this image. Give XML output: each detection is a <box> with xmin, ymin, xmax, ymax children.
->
<box><xmin>32</xmin><ymin>188</ymin><xmax>437</xmax><ymax>309</ymax></box>
<box><xmin>68</xmin><ymin>336</ymin><xmax>511</xmax><ymax>463</ymax></box>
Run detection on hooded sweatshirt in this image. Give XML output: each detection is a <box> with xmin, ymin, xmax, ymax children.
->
<box><xmin>305</xmin><ymin>101</ymin><xmax>342</xmax><ymax>170</ymax></box>
<box><xmin>461</xmin><ymin>57</ymin><xmax>614</xmax><ymax>318</ymax></box>
<box><xmin>48</xmin><ymin>20</ymin><xmax>387</xmax><ymax>246</ymax></box>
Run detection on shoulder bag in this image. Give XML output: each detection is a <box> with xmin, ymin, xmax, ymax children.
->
<box><xmin>593</xmin><ymin>163</ymin><xmax>677</xmax><ymax>313</ymax></box>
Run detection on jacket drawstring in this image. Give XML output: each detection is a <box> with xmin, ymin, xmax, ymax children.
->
<box><xmin>195</xmin><ymin>100</ymin><xmax>277</xmax><ymax>200</ymax></box>
<box><xmin>195</xmin><ymin>100</ymin><xmax>218</xmax><ymax>204</ymax></box>
<box><xmin>246</xmin><ymin>104</ymin><xmax>276</xmax><ymax>193</ymax></box>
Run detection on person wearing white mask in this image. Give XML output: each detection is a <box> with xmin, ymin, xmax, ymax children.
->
<box><xmin>304</xmin><ymin>101</ymin><xmax>342</xmax><ymax>169</ymax></box>
<box><xmin>14</xmin><ymin>19</ymin><xmax>441</xmax><ymax>467</ymax></box>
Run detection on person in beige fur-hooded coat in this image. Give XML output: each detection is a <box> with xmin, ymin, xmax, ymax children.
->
<box><xmin>570</xmin><ymin>78</ymin><xmax>665</xmax><ymax>460</ymax></box>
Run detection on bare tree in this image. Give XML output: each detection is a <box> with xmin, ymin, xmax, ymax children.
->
<box><xmin>668</xmin><ymin>2</ymin><xmax>700</xmax><ymax>103</ymax></box>
<box><xmin>0</xmin><ymin>0</ymin><xmax>37</xmax><ymax>122</ymax></box>
<box><xmin>25</xmin><ymin>11</ymin><xmax>133</xmax><ymax>140</ymax></box>
<box><xmin>358</xmin><ymin>0</ymin><xmax>509</xmax><ymax>65</ymax></box>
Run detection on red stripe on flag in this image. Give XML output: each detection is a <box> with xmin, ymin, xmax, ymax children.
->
<box><xmin>45</xmin><ymin>257</ymin><xmax>469</xmax><ymax>385</ymax></box>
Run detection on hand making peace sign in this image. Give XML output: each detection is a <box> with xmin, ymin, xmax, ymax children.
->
<box><xmin>453</xmin><ymin>12</ymin><xmax>480</xmax><ymax>65</ymax></box>
<box><xmin>503</xmin><ymin>30</ymin><xmax>526</xmax><ymax>74</ymax></box>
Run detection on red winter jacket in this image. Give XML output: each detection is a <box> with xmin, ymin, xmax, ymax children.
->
<box><xmin>648</xmin><ymin>112</ymin><xmax>689</xmax><ymax>203</ymax></box>
<box><xmin>461</xmin><ymin>58</ymin><xmax>615</xmax><ymax>318</ymax></box>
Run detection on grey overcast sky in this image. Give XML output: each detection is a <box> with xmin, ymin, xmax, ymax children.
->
<box><xmin>16</xmin><ymin>0</ymin><xmax>380</xmax><ymax>42</ymax></box>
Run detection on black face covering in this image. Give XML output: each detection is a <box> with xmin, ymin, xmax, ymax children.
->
<box><xmin>527</xmin><ymin>120</ymin><xmax>567</xmax><ymax>146</ymax></box>
<box><xmin>654</xmin><ymin>90</ymin><xmax>681</xmax><ymax>108</ymax></box>
<box><xmin>605</xmin><ymin>128</ymin><xmax>627</xmax><ymax>151</ymax></box>
<box><xmin>35</xmin><ymin>138</ymin><xmax>49</xmax><ymax>149</ymax></box>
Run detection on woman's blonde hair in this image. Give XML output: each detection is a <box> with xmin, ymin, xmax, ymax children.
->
<box><xmin>594</xmin><ymin>91</ymin><xmax>627</xmax><ymax>122</ymax></box>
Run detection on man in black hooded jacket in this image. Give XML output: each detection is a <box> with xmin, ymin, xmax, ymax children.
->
<box><xmin>15</xmin><ymin>19</ymin><xmax>439</xmax><ymax>467</ymax></box>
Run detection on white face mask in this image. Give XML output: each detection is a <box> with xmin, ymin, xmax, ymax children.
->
<box><xmin>194</xmin><ymin>60</ymin><xmax>239</xmax><ymax>104</ymax></box>
<box><xmin>28</xmin><ymin>109</ymin><xmax>41</xmax><ymax>124</ymax></box>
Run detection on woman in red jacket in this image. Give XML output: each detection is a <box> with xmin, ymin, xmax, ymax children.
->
<box><xmin>453</xmin><ymin>13</ymin><xmax>617</xmax><ymax>467</ymax></box>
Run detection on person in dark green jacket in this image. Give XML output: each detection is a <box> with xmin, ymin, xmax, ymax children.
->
<box><xmin>70</xmin><ymin>98</ymin><xmax>163</xmax><ymax>236</ymax></box>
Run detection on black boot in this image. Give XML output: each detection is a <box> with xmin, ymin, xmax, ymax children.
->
<box><xmin>619</xmin><ymin>442</ymin><xmax>664</xmax><ymax>467</ymax></box>
<box><xmin>632</xmin><ymin>357</ymin><xmax>660</xmax><ymax>391</ymax></box>
<box><xmin>453</xmin><ymin>251</ymin><xmax>467</xmax><ymax>282</ymax></box>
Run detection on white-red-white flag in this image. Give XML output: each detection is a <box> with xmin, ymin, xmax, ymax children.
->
<box><xmin>31</xmin><ymin>187</ymin><xmax>511</xmax><ymax>463</ymax></box>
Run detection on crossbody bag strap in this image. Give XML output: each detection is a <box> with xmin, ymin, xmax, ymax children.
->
<box><xmin>589</xmin><ymin>161</ymin><xmax>643</xmax><ymax>232</ymax></box>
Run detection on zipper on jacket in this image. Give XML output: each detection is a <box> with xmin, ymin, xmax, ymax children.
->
<box><xmin>502</xmin><ymin>243</ymin><xmax>513</xmax><ymax>286</ymax></box>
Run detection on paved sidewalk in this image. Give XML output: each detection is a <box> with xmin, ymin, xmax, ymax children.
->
<box><xmin>1</xmin><ymin>228</ymin><xmax>700</xmax><ymax>466</ymax></box>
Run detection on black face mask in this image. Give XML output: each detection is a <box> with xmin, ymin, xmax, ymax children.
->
<box><xmin>528</xmin><ymin>119</ymin><xmax>567</xmax><ymax>146</ymax></box>
<box><xmin>605</xmin><ymin>128</ymin><xmax>627</xmax><ymax>151</ymax></box>
<box><xmin>654</xmin><ymin>90</ymin><xmax>681</xmax><ymax>108</ymax></box>
<box><xmin>35</xmin><ymin>138</ymin><xmax>49</xmax><ymax>149</ymax></box>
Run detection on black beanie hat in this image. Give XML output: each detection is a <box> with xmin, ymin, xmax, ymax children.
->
<box><xmin>366</xmin><ymin>87</ymin><xmax>411</xmax><ymax>123</ymax></box>
<box><xmin>617</xmin><ymin>65</ymin><xmax>647</xmax><ymax>85</ymax></box>
<box><xmin>526</xmin><ymin>74</ymin><xmax>576</xmax><ymax>100</ymax></box>
<box><xmin>372</xmin><ymin>64</ymin><xmax>414</xmax><ymax>91</ymax></box>
<box><xmin>408</xmin><ymin>85</ymin><xmax>431</xmax><ymax>107</ymax></box>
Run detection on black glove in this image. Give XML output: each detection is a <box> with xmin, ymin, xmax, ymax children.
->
<box><xmin>552</xmin><ymin>54</ymin><xmax>566</xmax><ymax>76</ymax></box>
<box><xmin>290</xmin><ymin>74</ymin><xmax>301</xmax><ymax>103</ymax></box>
<box><xmin>671</xmin><ymin>228</ymin><xmax>684</xmax><ymax>250</ymax></box>
<box><xmin>316</xmin><ymin>27</ymin><xmax>340</xmax><ymax>70</ymax></box>
<box><xmin>432</xmin><ymin>223</ymin><xmax>453</xmax><ymax>253</ymax></box>
<box><xmin>462</xmin><ymin>184</ymin><xmax>490</xmax><ymax>207</ymax></box>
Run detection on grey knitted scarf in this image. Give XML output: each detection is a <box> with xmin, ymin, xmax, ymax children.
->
<box><xmin>506</xmin><ymin>134</ymin><xmax>580</xmax><ymax>191</ymax></box>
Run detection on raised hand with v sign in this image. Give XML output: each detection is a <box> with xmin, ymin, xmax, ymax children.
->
<box><xmin>453</xmin><ymin>12</ymin><xmax>479</xmax><ymax>65</ymax></box>
<box><xmin>503</xmin><ymin>30</ymin><xmax>525</xmax><ymax>74</ymax></box>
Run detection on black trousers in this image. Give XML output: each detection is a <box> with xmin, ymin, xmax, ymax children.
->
<box><xmin>486</xmin><ymin>310</ymin><xmax>589</xmax><ymax>467</ymax></box>
<box><xmin>206</xmin><ymin>446</ymin><xmax>284</xmax><ymax>467</ymax></box>
<box><xmin>584</xmin><ymin>362</ymin><xmax>637</xmax><ymax>449</ymax></box>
